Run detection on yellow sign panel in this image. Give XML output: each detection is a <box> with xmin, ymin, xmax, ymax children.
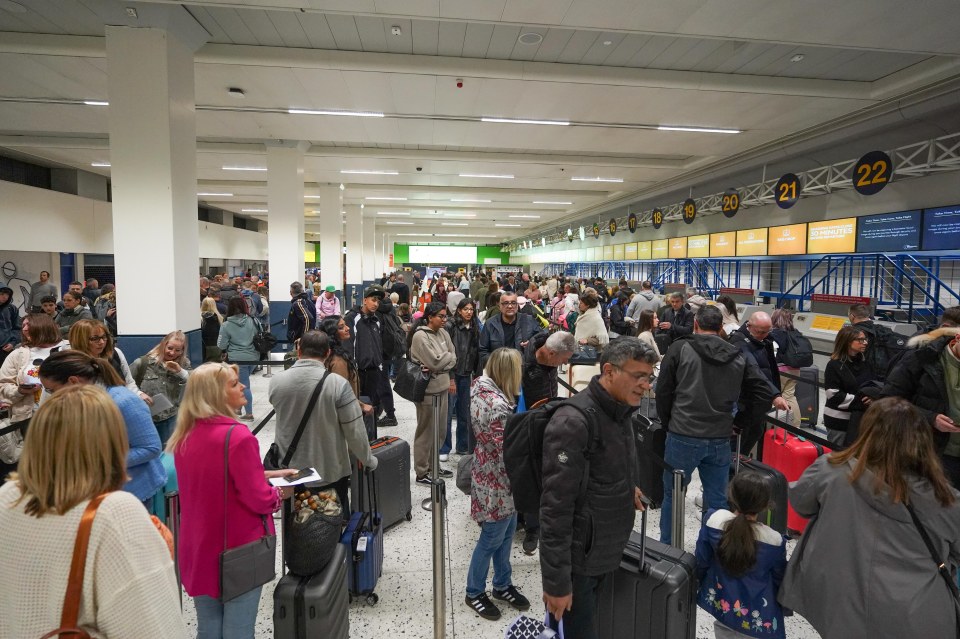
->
<box><xmin>637</xmin><ymin>241</ymin><xmax>652</xmax><ymax>260</ymax></box>
<box><xmin>668</xmin><ymin>237</ymin><xmax>687</xmax><ymax>258</ymax></box>
<box><xmin>736</xmin><ymin>227</ymin><xmax>768</xmax><ymax>256</ymax></box>
<box><xmin>687</xmin><ymin>234</ymin><xmax>709</xmax><ymax>258</ymax></box>
<box><xmin>710</xmin><ymin>232</ymin><xmax>736</xmax><ymax>257</ymax></box>
<box><xmin>768</xmin><ymin>223</ymin><xmax>808</xmax><ymax>256</ymax></box>
<box><xmin>652</xmin><ymin>239</ymin><xmax>669</xmax><ymax>259</ymax></box>
<box><xmin>810</xmin><ymin>315</ymin><xmax>847</xmax><ymax>331</ymax></box>
<box><xmin>625</xmin><ymin>243</ymin><xmax>638</xmax><ymax>260</ymax></box>
<box><xmin>613</xmin><ymin>244</ymin><xmax>625</xmax><ymax>260</ymax></box>
<box><xmin>603</xmin><ymin>245</ymin><xmax>614</xmax><ymax>260</ymax></box>
<box><xmin>808</xmin><ymin>217</ymin><xmax>857</xmax><ymax>254</ymax></box>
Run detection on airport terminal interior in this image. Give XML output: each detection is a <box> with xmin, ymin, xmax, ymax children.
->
<box><xmin>2</xmin><ymin>0</ymin><xmax>960</xmax><ymax>638</ymax></box>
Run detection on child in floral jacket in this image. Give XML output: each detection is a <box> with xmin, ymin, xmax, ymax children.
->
<box><xmin>695</xmin><ymin>472</ymin><xmax>789</xmax><ymax>639</ymax></box>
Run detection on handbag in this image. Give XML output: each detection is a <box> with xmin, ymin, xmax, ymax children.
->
<box><xmin>252</xmin><ymin>318</ymin><xmax>277</xmax><ymax>355</ymax></box>
<box><xmin>286</xmin><ymin>490</ymin><xmax>342</xmax><ymax>576</ymax></box>
<box><xmin>394</xmin><ymin>357</ymin><xmax>430</xmax><ymax>403</ymax></box>
<box><xmin>905</xmin><ymin>501</ymin><xmax>960</xmax><ymax>638</ymax></box>
<box><xmin>505</xmin><ymin>611</ymin><xmax>564</xmax><ymax>639</ymax></box>
<box><xmin>38</xmin><ymin>493</ymin><xmax>109</xmax><ymax>639</ymax></box>
<box><xmin>0</xmin><ymin>413</ymin><xmax>24</xmax><ymax>465</ymax></box>
<box><xmin>219</xmin><ymin>425</ymin><xmax>277</xmax><ymax>602</ymax></box>
<box><xmin>455</xmin><ymin>454</ymin><xmax>474</xmax><ymax>496</ymax></box>
<box><xmin>263</xmin><ymin>372</ymin><xmax>330</xmax><ymax>471</ymax></box>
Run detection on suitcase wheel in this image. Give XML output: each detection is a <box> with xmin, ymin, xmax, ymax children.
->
<box><xmin>405</xmin><ymin>510</ymin><xmax>413</xmax><ymax>522</ymax></box>
<box><xmin>365</xmin><ymin>593</ymin><xmax>379</xmax><ymax>605</ymax></box>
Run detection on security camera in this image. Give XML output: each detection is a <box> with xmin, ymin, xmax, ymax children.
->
<box><xmin>416</xmin><ymin>166</ymin><xmax>423</xmax><ymax>172</ymax></box>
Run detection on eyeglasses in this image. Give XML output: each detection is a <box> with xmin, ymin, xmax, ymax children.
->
<box><xmin>500</xmin><ymin>301</ymin><xmax>518</xmax><ymax>307</ymax></box>
<box><xmin>612</xmin><ymin>365</ymin><xmax>656</xmax><ymax>383</ymax></box>
<box><xmin>89</xmin><ymin>335</ymin><xmax>107</xmax><ymax>342</ymax></box>
<box><xmin>854</xmin><ymin>337</ymin><xmax>869</xmax><ymax>343</ymax></box>
<box><xmin>436</xmin><ymin>314</ymin><xmax>448</xmax><ymax>319</ymax></box>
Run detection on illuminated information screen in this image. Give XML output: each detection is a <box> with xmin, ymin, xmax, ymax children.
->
<box><xmin>808</xmin><ymin>218</ymin><xmax>857</xmax><ymax>253</ymax></box>
<box><xmin>768</xmin><ymin>223</ymin><xmax>807</xmax><ymax>256</ymax></box>
<box><xmin>736</xmin><ymin>228</ymin><xmax>768</xmax><ymax>256</ymax></box>
<box><xmin>857</xmin><ymin>210</ymin><xmax>921</xmax><ymax>252</ymax></box>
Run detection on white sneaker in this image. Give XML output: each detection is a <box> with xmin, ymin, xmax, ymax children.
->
<box><xmin>439</xmin><ymin>454</ymin><xmax>449</xmax><ymax>462</ymax></box>
<box><xmin>694</xmin><ymin>491</ymin><xmax>704</xmax><ymax>510</ymax></box>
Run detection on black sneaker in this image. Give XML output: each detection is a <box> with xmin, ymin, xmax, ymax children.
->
<box><xmin>465</xmin><ymin>593</ymin><xmax>502</xmax><ymax>621</ymax></box>
<box><xmin>415</xmin><ymin>475</ymin><xmax>432</xmax><ymax>486</ymax></box>
<box><xmin>522</xmin><ymin>530</ymin><xmax>539</xmax><ymax>555</ymax></box>
<box><xmin>437</xmin><ymin>468</ymin><xmax>453</xmax><ymax>478</ymax></box>
<box><xmin>492</xmin><ymin>585</ymin><xmax>530</xmax><ymax>611</ymax></box>
<box><xmin>378</xmin><ymin>415</ymin><xmax>398</xmax><ymax>428</ymax></box>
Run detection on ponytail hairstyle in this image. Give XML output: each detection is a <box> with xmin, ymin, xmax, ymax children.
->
<box><xmin>406</xmin><ymin>301</ymin><xmax>446</xmax><ymax>352</ymax></box>
<box><xmin>38</xmin><ymin>350</ymin><xmax>125</xmax><ymax>388</ymax></box>
<box><xmin>717</xmin><ymin>471</ymin><xmax>773</xmax><ymax>577</ymax></box>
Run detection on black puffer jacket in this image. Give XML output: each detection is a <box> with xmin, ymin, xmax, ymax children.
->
<box><xmin>729</xmin><ymin>325</ymin><xmax>781</xmax><ymax>392</ymax></box>
<box><xmin>345</xmin><ymin>308</ymin><xmax>383</xmax><ymax>371</ymax></box>
<box><xmin>540</xmin><ymin>378</ymin><xmax>638</xmax><ymax>596</ymax></box>
<box><xmin>444</xmin><ymin>315</ymin><xmax>480</xmax><ymax>377</ymax></box>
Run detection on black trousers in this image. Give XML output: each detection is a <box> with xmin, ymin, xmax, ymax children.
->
<box><xmin>358</xmin><ymin>368</ymin><xmax>381</xmax><ymax>412</ymax></box>
<box><xmin>376</xmin><ymin>365</ymin><xmax>395</xmax><ymax>416</ymax></box>
<box><xmin>554</xmin><ymin>572</ymin><xmax>607</xmax><ymax>639</ymax></box>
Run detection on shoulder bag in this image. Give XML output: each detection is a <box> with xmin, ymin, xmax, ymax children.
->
<box><xmin>219</xmin><ymin>425</ymin><xmax>277</xmax><ymax>602</ymax></box>
<box><xmin>39</xmin><ymin>493</ymin><xmax>109</xmax><ymax>639</ymax></box>
<box><xmin>262</xmin><ymin>371</ymin><xmax>330</xmax><ymax>471</ymax></box>
<box><xmin>905</xmin><ymin>500</ymin><xmax>960</xmax><ymax>638</ymax></box>
<box><xmin>394</xmin><ymin>356</ymin><xmax>430</xmax><ymax>403</ymax></box>
<box><xmin>252</xmin><ymin>317</ymin><xmax>277</xmax><ymax>355</ymax></box>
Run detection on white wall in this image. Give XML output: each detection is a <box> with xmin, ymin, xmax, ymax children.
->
<box><xmin>0</xmin><ymin>251</ymin><xmax>60</xmax><ymax>314</ymax></box>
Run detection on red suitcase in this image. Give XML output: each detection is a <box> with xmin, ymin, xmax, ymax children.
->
<box><xmin>762</xmin><ymin>424</ymin><xmax>831</xmax><ymax>535</ymax></box>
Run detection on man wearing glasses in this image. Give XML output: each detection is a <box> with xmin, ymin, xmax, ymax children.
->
<box><xmin>728</xmin><ymin>310</ymin><xmax>786</xmax><ymax>454</ymax></box>
<box><xmin>478</xmin><ymin>291</ymin><xmax>539</xmax><ymax>369</ymax></box>
<box><xmin>657</xmin><ymin>306</ymin><xmax>787</xmax><ymax>545</ymax></box>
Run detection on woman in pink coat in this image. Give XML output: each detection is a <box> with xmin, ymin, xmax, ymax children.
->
<box><xmin>168</xmin><ymin>362</ymin><xmax>295</xmax><ymax>639</ymax></box>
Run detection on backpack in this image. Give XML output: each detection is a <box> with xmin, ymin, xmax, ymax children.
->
<box><xmin>379</xmin><ymin>310</ymin><xmax>408</xmax><ymax>359</ymax></box>
<box><xmin>502</xmin><ymin>393</ymin><xmax>600</xmax><ymax>513</ymax></box>
<box><xmin>779</xmin><ymin>329</ymin><xmax>814</xmax><ymax>368</ymax></box>
<box><xmin>859</xmin><ymin>323</ymin><xmax>908</xmax><ymax>380</ymax></box>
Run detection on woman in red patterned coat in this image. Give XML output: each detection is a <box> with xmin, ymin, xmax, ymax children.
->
<box><xmin>464</xmin><ymin>347</ymin><xmax>532</xmax><ymax>622</ymax></box>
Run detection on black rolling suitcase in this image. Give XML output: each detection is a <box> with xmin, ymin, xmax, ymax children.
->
<box><xmin>634</xmin><ymin>395</ymin><xmax>667</xmax><ymax>508</ymax></box>
<box><xmin>794</xmin><ymin>365</ymin><xmax>820</xmax><ymax>426</ymax></box>
<box><xmin>730</xmin><ymin>436</ymin><xmax>789</xmax><ymax>535</ymax></box>
<box><xmin>596</xmin><ymin>479</ymin><xmax>697</xmax><ymax>639</ymax></box>
<box><xmin>352</xmin><ymin>436</ymin><xmax>413</xmax><ymax>529</ymax></box>
<box><xmin>274</xmin><ymin>524</ymin><xmax>350</xmax><ymax>638</ymax></box>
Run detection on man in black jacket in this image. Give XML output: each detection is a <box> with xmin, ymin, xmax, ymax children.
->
<box><xmin>540</xmin><ymin>337</ymin><xmax>657</xmax><ymax>638</ymax></box>
<box><xmin>655</xmin><ymin>292</ymin><xmax>693</xmax><ymax>349</ymax></box>
<box><xmin>478</xmin><ymin>292</ymin><xmax>538</xmax><ymax>368</ymax></box>
<box><xmin>374</xmin><ymin>294</ymin><xmax>402</xmax><ymax>428</ymax></box>
<box><xmin>345</xmin><ymin>286</ymin><xmax>386</xmax><ymax>430</ymax></box>
<box><xmin>727</xmin><ymin>311</ymin><xmax>784</xmax><ymax>454</ymax></box>
<box><xmin>656</xmin><ymin>306</ymin><xmax>786</xmax><ymax>544</ymax></box>
<box><xmin>848</xmin><ymin>303</ymin><xmax>907</xmax><ymax>380</ymax></box>
<box><xmin>287</xmin><ymin>281</ymin><xmax>316</xmax><ymax>343</ymax></box>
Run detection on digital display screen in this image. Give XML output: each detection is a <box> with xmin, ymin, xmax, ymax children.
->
<box><xmin>736</xmin><ymin>228</ymin><xmax>768</xmax><ymax>257</ymax></box>
<box><xmin>624</xmin><ymin>243</ymin><xmax>638</xmax><ymax>260</ymax></box>
<box><xmin>808</xmin><ymin>218</ymin><xmax>857</xmax><ymax>254</ymax></box>
<box><xmin>636</xmin><ymin>241</ymin><xmax>652</xmax><ymax>260</ymax></box>
<box><xmin>668</xmin><ymin>237</ymin><xmax>687</xmax><ymax>258</ymax></box>
<box><xmin>409</xmin><ymin>245</ymin><xmax>479</xmax><ymax>262</ymax></box>
<box><xmin>856</xmin><ymin>210</ymin><xmax>921</xmax><ymax>252</ymax></box>
<box><xmin>687</xmin><ymin>235</ymin><xmax>709</xmax><ymax>258</ymax></box>
<box><xmin>710</xmin><ymin>232</ymin><xmax>736</xmax><ymax>257</ymax></box>
<box><xmin>768</xmin><ymin>223</ymin><xmax>807</xmax><ymax>255</ymax></box>
<box><xmin>602</xmin><ymin>245</ymin><xmax>614</xmax><ymax>260</ymax></box>
<box><xmin>613</xmin><ymin>244</ymin><xmax>625</xmax><ymax>260</ymax></box>
<box><xmin>652</xmin><ymin>239</ymin><xmax>669</xmax><ymax>259</ymax></box>
<box><xmin>922</xmin><ymin>205</ymin><xmax>960</xmax><ymax>251</ymax></box>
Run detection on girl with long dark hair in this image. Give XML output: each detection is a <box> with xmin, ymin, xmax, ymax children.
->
<box><xmin>319</xmin><ymin>315</ymin><xmax>373</xmax><ymax>416</ymax></box>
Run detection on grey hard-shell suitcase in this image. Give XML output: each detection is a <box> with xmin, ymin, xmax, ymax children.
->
<box><xmin>596</xmin><ymin>483</ymin><xmax>697</xmax><ymax>639</ymax></box>
<box><xmin>352</xmin><ymin>436</ymin><xmax>413</xmax><ymax>529</ymax></box>
<box><xmin>273</xmin><ymin>543</ymin><xmax>349</xmax><ymax>639</ymax></box>
<box><xmin>794</xmin><ymin>365</ymin><xmax>820</xmax><ymax>426</ymax></box>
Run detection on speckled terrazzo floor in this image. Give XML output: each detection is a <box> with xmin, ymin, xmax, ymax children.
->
<box><xmin>175</xmin><ymin>364</ymin><xmax>822</xmax><ymax>639</ymax></box>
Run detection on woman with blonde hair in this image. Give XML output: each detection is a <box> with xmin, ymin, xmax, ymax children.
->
<box><xmin>129</xmin><ymin>331</ymin><xmax>191</xmax><ymax>445</ymax></box>
<box><xmin>38</xmin><ymin>350</ymin><xmax>166</xmax><ymax>506</ymax></box>
<box><xmin>464</xmin><ymin>347</ymin><xmax>530</xmax><ymax>621</ymax></box>
<box><xmin>0</xmin><ymin>384</ymin><xmax>187</xmax><ymax>637</ymax></box>
<box><xmin>169</xmin><ymin>362</ymin><xmax>295</xmax><ymax>638</ymax></box>
<box><xmin>201</xmin><ymin>297</ymin><xmax>223</xmax><ymax>362</ymax></box>
<box><xmin>68</xmin><ymin>318</ymin><xmax>140</xmax><ymax>395</ymax></box>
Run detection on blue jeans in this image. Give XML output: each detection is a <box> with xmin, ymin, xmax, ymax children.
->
<box><xmin>466</xmin><ymin>514</ymin><xmax>517</xmax><ymax>598</ymax></box>
<box><xmin>237</xmin><ymin>365</ymin><xmax>254</xmax><ymax>416</ymax></box>
<box><xmin>442</xmin><ymin>374</ymin><xmax>473</xmax><ymax>454</ymax></box>
<box><xmin>659</xmin><ymin>433</ymin><xmax>731</xmax><ymax>544</ymax></box>
<box><xmin>154</xmin><ymin>414</ymin><xmax>177</xmax><ymax>447</ymax></box>
<box><xmin>194</xmin><ymin>585</ymin><xmax>262</xmax><ymax>639</ymax></box>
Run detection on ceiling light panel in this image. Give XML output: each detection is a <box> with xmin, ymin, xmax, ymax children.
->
<box><xmin>223</xmin><ymin>166</ymin><xmax>267</xmax><ymax>171</ymax></box>
<box><xmin>376</xmin><ymin>212</ymin><xmax>410</xmax><ymax>216</ymax></box>
<box><xmin>241</xmin><ymin>208</ymin><xmax>268</xmax><ymax>212</ymax></box>
<box><xmin>480</xmin><ymin>117</ymin><xmax>569</xmax><ymax>126</ymax></box>
<box><xmin>366</xmin><ymin>197</ymin><xmax>408</xmax><ymax>201</ymax></box>
<box><xmin>459</xmin><ymin>173</ymin><xmax>514</xmax><ymax>179</ymax></box>
<box><xmin>657</xmin><ymin>125</ymin><xmax>740</xmax><ymax>134</ymax></box>
<box><xmin>570</xmin><ymin>177</ymin><xmax>623</xmax><ymax>183</ymax></box>
<box><xmin>90</xmin><ymin>162</ymin><xmax>110</xmax><ymax>167</ymax></box>
<box><xmin>533</xmin><ymin>201</ymin><xmax>572</xmax><ymax>205</ymax></box>
<box><xmin>495</xmin><ymin>223</ymin><xmax>522</xmax><ymax>227</ymax></box>
<box><xmin>385</xmin><ymin>221</ymin><xmax>414</xmax><ymax>225</ymax></box>
<box><xmin>509</xmin><ymin>215</ymin><xmax>541</xmax><ymax>219</ymax></box>
<box><xmin>441</xmin><ymin>223</ymin><xmax>468</xmax><ymax>226</ymax></box>
<box><xmin>450</xmin><ymin>198</ymin><xmax>491</xmax><ymax>203</ymax></box>
<box><xmin>289</xmin><ymin>109</ymin><xmax>384</xmax><ymax>118</ymax></box>
<box><xmin>197</xmin><ymin>192</ymin><xmax>233</xmax><ymax>196</ymax></box>
<box><xmin>340</xmin><ymin>170</ymin><xmax>399</xmax><ymax>175</ymax></box>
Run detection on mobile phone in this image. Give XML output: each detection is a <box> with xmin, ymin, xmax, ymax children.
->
<box><xmin>284</xmin><ymin>467</ymin><xmax>317</xmax><ymax>483</ymax></box>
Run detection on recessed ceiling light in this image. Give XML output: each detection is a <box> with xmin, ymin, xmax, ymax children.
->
<box><xmin>495</xmin><ymin>223</ymin><xmax>522</xmax><ymax>227</ymax></box>
<box><xmin>366</xmin><ymin>196</ymin><xmax>407</xmax><ymax>201</ymax></box>
<box><xmin>305</xmin><ymin>195</ymin><xmax>322</xmax><ymax>199</ymax></box>
<box><xmin>385</xmin><ymin>221</ymin><xmax>414</xmax><ymax>225</ymax></box>
<box><xmin>533</xmin><ymin>201</ymin><xmax>572</xmax><ymax>205</ymax></box>
<box><xmin>289</xmin><ymin>109</ymin><xmax>384</xmax><ymax>118</ymax></box>
<box><xmin>518</xmin><ymin>32</ymin><xmax>543</xmax><ymax>45</ymax></box>
<box><xmin>339</xmin><ymin>183</ymin><xmax>345</xmax><ymax>190</ymax></box>
<box><xmin>450</xmin><ymin>198</ymin><xmax>491</xmax><ymax>203</ymax></box>
<box><xmin>241</xmin><ymin>208</ymin><xmax>268</xmax><ymax>212</ymax></box>
<box><xmin>570</xmin><ymin>177</ymin><xmax>623</xmax><ymax>183</ymax></box>
<box><xmin>435</xmin><ymin>234</ymin><xmax>496</xmax><ymax>238</ymax></box>
<box><xmin>790</xmin><ymin>54</ymin><xmax>805</xmax><ymax>63</ymax></box>
<box><xmin>481</xmin><ymin>117</ymin><xmax>569</xmax><ymax>126</ymax></box>
<box><xmin>603</xmin><ymin>40</ymin><xmax>613</xmax><ymax>46</ymax></box>
<box><xmin>341</xmin><ymin>170</ymin><xmax>399</xmax><ymax>175</ymax></box>
<box><xmin>459</xmin><ymin>173</ymin><xmax>514</xmax><ymax>179</ymax></box>
<box><xmin>83</xmin><ymin>100</ymin><xmax>109</xmax><ymax>106</ymax></box>
<box><xmin>197</xmin><ymin>192</ymin><xmax>233</xmax><ymax>197</ymax></box>
<box><xmin>223</xmin><ymin>166</ymin><xmax>267</xmax><ymax>171</ymax></box>
<box><xmin>443</xmin><ymin>213</ymin><xmax>476</xmax><ymax>218</ymax></box>
<box><xmin>509</xmin><ymin>215</ymin><xmax>541</xmax><ymax>219</ymax></box>
<box><xmin>90</xmin><ymin>162</ymin><xmax>111</xmax><ymax>167</ymax></box>
<box><xmin>376</xmin><ymin>212</ymin><xmax>410</xmax><ymax>216</ymax></box>
<box><xmin>657</xmin><ymin>125</ymin><xmax>740</xmax><ymax>134</ymax></box>
<box><xmin>442</xmin><ymin>223</ymin><xmax>468</xmax><ymax>226</ymax></box>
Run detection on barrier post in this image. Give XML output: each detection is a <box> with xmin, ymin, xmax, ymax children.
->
<box><xmin>164</xmin><ymin>490</ymin><xmax>182</xmax><ymax>609</ymax></box>
<box><xmin>431</xmin><ymin>393</ymin><xmax>446</xmax><ymax>639</ymax></box>
<box><xmin>671</xmin><ymin>470</ymin><xmax>685</xmax><ymax>549</ymax></box>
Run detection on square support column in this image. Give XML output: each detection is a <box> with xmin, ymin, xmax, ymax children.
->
<box><xmin>267</xmin><ymin>143</ymin><xmax>307</xmax><ymax>306</ymax></box>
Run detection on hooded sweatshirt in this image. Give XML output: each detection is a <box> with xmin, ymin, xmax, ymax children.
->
<box><xmin>656</xmin><ymin>334</ymin><xmax>776</xmax><ymax>439</ymax></box>
<box><xmin>216</xmin><ymin>314</ymin><xmax>259</xmax><ymax>362</ymax></box>
<box><xmin>627</xmin><ymin>290</ymin><xmax>660</xmax><ymax>320</ymax></box>
<box><xmin>408</xmin><ymin>325</ymin><xmax>456</xmax><ymax>394</ymax></box>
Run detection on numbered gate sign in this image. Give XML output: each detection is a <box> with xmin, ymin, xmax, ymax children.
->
<box><xmin>775</xmin><ymin>173</ymin><xmax>801</xmax><ymax>209</ymax></box>
<box><xmin>608</xmin><ymin>218</ymin><xmax>618</xmax><ymax>236</ymax></box>
<box><xmin>652</xmin><ymin>207</ymin><xmax>664</xmax><ymax>230</ymax></box>
<box><xmin>628</xmin><ymin>212</ymin><xmax>638</xmax><ymax>233</ymax></box>
<box><xmin>592</xmin><ymin>223</ymin><xmax>600</xmax><ymax>239</ymax></box>
<box><xmin>722</xmin><ymin>188</ymin><xmax>740</xmax><ymax>218</ymax></box>
<box><xmin>682</xmin><ymin>198</ymin><xmax>697</xmax><ymax>224</ymax></box>
<box><xmin>853</xmin><ymin>150</ymin><xmax>892</xmax><ymax>196</ymax></box>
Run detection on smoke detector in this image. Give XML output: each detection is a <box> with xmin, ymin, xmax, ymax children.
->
<box><xmin>518</xmin><ymin>32</ymin><xmax>543</xmax><ymax>45</ymax></box>
<box><xmin>391</xmin><ymin>25</ymin><xmax>402</xmax><ymax>36</ymax></box>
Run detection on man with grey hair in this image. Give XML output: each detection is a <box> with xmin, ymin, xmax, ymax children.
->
<box><xmin>656</xmin><ymin>305</ymin><xmax>787</xmax><ymax>544</ymax></box>
<box><xmin>287</xmin><ymin>281</ymin><xmax>316</xmax><ymax>343</ymax></box>
<box><xmin>540</xmin><ymin>337</ymin><xmax>656</xmax><ymax>638</ymax></box>
<box><xmin>656</xmin><ymin>291</ymin><xmax>694</xmax><ymax>349</ymax></box>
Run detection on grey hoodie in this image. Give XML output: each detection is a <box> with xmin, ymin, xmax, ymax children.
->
<box><xmin>656</xmin><ymin>334</ymin><xmax>775</xmax><ymax>438</ymax></box>
<box><xmin>627</xmin><ymin>290</ymin><xmax>660</xmax><ymax>320</ymax></box>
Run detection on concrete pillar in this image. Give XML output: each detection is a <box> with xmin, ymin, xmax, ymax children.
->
<box><xmin>344</xmin><ymin>203</ymin><xmax>363</xmax><ymax>309</ymax></box>
<box><xmin>105</xmin><ymin>25</ymin><xmax>203</xmax><ymax>363</ymax></box>
<box><xmin>362</xmin><ymin>211</ymin><xmax>376</xmax><ymax>285</ymax></box>
<box><xmin>266</xmin><ymin>142</ymin><xmax>307</xmax><ymax>316</ymax></box>
<box><xmin>316</xmin><ymin>186</ymin><xmax>343</xmax><ymax>296</ymax></box>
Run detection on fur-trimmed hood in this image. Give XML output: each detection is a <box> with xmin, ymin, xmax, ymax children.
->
<box><xmin>908</xmin><ymin>326</ymin><xmax>960</xmax><ymax>348</ymax></box>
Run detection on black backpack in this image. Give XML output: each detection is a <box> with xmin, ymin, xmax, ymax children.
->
<box><xmin>378</xmin><ymin>310</ymin><xmax>408</xmax><ymax>359</ymax></box>
<box><xmin>502</xmin><ymin>393</ymin><xmax>599</xmax><ymax>513</ymax></box>
<box><xmin>859</xmin><ymin>323</ymin><xmax>908</xmax><ymax>380</ymax></box>
<box><xmin>779</xmin><ymin>329</ymin><xmax>814</xmax><ymax>368</ymax></box>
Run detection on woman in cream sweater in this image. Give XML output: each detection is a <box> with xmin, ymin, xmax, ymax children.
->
<box><xmin>407</xmin><ymin>302</ymin><xmax>457</xmax><ymax>484</ymax></box>
<box><xmin>573</xmin><ymin>287</ymin><xmax>610</xmax><ymax>351</ymax></box>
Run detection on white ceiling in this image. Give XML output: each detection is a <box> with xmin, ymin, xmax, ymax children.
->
<box><xmin>1</xmin><ymin>0</ymin><xmax>960</xmax><ymax>244</ymax></box>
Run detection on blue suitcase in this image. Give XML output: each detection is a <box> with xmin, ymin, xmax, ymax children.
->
<box><xmin>151</xmin><ymin>452</ymin><xmax>178</xmax><ymax>520</ymax></box>
<box><xmin>340</xmin><ymin>468</ymin><xmax>383</xmax><ymax>604</ymax></box>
